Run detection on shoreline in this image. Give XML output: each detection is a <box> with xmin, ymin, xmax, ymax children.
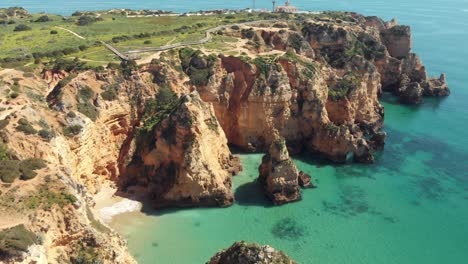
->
<box><xmin>93</xmin><ymin>183</ymin><xmax>142</xmax><ymax>224</ymax></box>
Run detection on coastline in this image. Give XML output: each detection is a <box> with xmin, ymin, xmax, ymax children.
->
<box><xmin>93</xmin><ymin>183</ymin><xmax>142</xmax><ymax>224</ymax></box>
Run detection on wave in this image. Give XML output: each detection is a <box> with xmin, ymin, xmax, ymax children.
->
<box><xmin>99</xmin><ymin>199</ymin><xmax>142</xmax><ymax>222</ymax></box>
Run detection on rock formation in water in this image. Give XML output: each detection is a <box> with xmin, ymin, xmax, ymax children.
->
<box><xmin>259</xmin><ymin>131</ymin><xmax>301</xmax><ymax>205</ymax></box>
<box><xmin>207</xmin><ymin>241</ymin><xmax>297</xmax><ymax>264</ymax></box>
<box><xmin>298</xmin><ymin>171</ymin><xmax>314</xmax><ymax>188</ymax></box>
<box><xmin>123</xmin><ymin>91</ymin><xmax>241</xmax><ymax>208</ymax></box>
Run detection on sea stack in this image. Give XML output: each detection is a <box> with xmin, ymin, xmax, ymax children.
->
<box><xmin>258</xmin><ymin>130</ymin><xmax>301</xmax><ymax>205</ymax></box>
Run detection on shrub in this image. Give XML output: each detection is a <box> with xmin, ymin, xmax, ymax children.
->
<box><xmin>0</xmin><ymin>160</ymin><xmax>20</xmax><ymax>183</ymax></box>
<box><xmin>140</xmin><ymin>86</ymin><xmax>178</xmax><ymax>132</ymax></box>
<box><xmin>48</xmin><ymin>58</ymin><xmax>87</xmax><ymax>72</ymax></box>
<box><xmin>63</xmin><ymin>125</ymin><xmax>83</xmax><ymax>137</ymax></box>
<box><xmin>178</xmin><ymin>48</ymin><xmax>216</xmax><ymax>86</ymax></box>
<box><xmin>35</xmin><ymin>15</ymin><xmax>51</xmax><ymax>22</ymax></box>
<box><xmin>144</xmin><ymin>40</ymin><xmax>152</xmax><ymax>45</ymax></box>
<box><xmin>288</xmin><ymin>33</ymin><xmax>304</xmax><ymax>52</ymax></box>
<box><xmin>76</xmin><ymin>15</ymin><xmax>102</xmax><ymax>26</ymax></box>
<box><xmin>0</xmin><ymin>225</ymin><xmax>37</xmax><ymax>259</ymax></box>
<box><xmin>13</xmin><ymin>24</ymin><xmax>31</xmax><ymax>32</ymax></box>
<box><xmin>19</xmin><ymin>158</ymin><xmax>47</xmax><ymax>180</ymax></box>
<box><xmin>101</xmin><ymin>88</ymin><xmax>117</xmax><ymax>101</ymax></box>
<box><xmin>62</xmin><ymin>47</ymin><xmax>79</xmax><ymax>55</ymax></box>
<box><xmin>77</xmin><ymin>102</ymin><xmax>97</xmax><ymax>121</ymax></box>
<box><xmin>66</xmin><ymin>111</ymin><xmax>77</xmax><ymax>118</ymax></box>
<box><xmin>328</xmin><ymin>74</ymin><xmax>359</xmax><ymax>101</ymax></box>
<box><xmin>38</xmin><ymin>129</ymin><xmax>55</xmax><ymax>141</ymax></box>
<box><xmin>0</xmin><ymin>143</ymin><xmax>10</xmax><ymax>161</ymax></box>
<box><xmin>120</xmin><ymin>60</ymin><xmax>138</xmax><ymax>77</ymax></box>
<box><xmin>50</xmin><ymin>30</ymin><xmax>58</xmax><ymax>34</ymax></box>
<box><xmin>74</xmin><ymin>245</ymin><xmax>101</xmax><ymax>264</ymax></box>
<box><xmin>78</xmin><ymin>86</ymin><xmax>95</xmax><ymax>102</ymax></box>
<box><xmin>78</xmin><ymin>45</ymin><xmax>89</xmax><ymax>51</ymax></box>
<box><xmin>16</xmin><ymin>118</ymin><xmax>37</xmax><ymax>135</ymax></box>
<box><xmin>25</xmin><ymin>186</ymin><xmax>77</xmax><ymax>210</ymax></box>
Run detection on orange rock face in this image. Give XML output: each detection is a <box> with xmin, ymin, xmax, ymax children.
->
<box><xmin>123</xmin><ymin>92</ymin><xmax>240</xmax><ymax>208</ymax></box>
<box><xmin>259</xmin><ymin>131</ymin><xmax>301</xmax><ymax>205</ymax></box>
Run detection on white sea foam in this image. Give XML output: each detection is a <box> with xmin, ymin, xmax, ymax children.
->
<box><xmin>99</xmin><ymin>199</ymin><xmax>142</xmax><ymax>223</ymax></box>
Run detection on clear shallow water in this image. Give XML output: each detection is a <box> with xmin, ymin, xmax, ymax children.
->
<box><xmin>9</xmin><ymin>0</ymin><xmax>467</xmax><ymax>263</ymax></box>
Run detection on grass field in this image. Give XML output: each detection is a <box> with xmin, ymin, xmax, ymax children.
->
<box><xmin>0</xmin><ymin>12</ymin><xmax>282</xmax><ymax>66</ymax></box>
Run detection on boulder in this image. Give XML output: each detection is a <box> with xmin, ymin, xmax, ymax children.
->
<box><xmin>207</xmin><ymin>241</ymin><xmax>297</xmax><ymax>264</ymax></box>
<box><xmin>298</xmin><ymin>171</ymin><xmax>315</xmax><ymax>188</ymax></box>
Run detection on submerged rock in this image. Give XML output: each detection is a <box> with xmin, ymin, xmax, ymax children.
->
<box><xmin>298</xmin><ymin>171</ymin><xmax>315</xmax><ymax>188</ymax></box>
<box><xmin>258</xmin><ymin>131</ymin><xmax>301</xmax><ymax>205</ymax></box>
<box><xmin>207</xmin><ymin>241</ymin><xmax>297</xmax><ymax>264</ymax></box>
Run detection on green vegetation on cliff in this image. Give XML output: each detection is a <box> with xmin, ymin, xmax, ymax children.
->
<box><xmin>0</xmin><ymin>158</ymin><xmax>47</xmax><ymax>183</ymax></box>
<box><xmin>328</xmin><ymin>73</ymin><xmax>360</xmax><ymax>101</ymax></box>
<box><xmin>140</xmin><ymin>86</ymin><xmax>179</xmax><ymax>133</ymax></box>
<box><xmin>179</xmin><ymin>48</ymin><xmax>217</xmax><ymax>86</ymax></box>
<box><xmin>0</xmin><ymin>224</ymin><xmax>38</xmax><ymax>260</ymax></box>
<box><xmin>24</xmin><ymin>185</ymin><xmax>77</xmax><ymax>210</ymax></box>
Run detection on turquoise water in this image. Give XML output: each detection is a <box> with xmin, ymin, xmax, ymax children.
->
<box><xmin>8</xmin><ymin>0</ymin><xmax>468</xmax><ymax>263</ymax></box>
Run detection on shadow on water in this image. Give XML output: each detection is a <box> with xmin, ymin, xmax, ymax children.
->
<box><xmin>234</xmin><ymin>180</ymin><xmax>272</xmax><ymax>207</ymax></box>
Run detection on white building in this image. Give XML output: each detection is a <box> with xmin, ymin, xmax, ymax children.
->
<box><xmin>275</xmin><ymin>0</ymin><xmax>298</xmax><ymax>13</ymax></box>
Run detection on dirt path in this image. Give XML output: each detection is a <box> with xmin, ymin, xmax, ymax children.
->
<box><xmin>55</xmin><ymin>26</ymin><xmax>86</xmax><ymax>40</ymax></box>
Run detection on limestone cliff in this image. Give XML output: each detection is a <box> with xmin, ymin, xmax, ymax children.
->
<box><xmin>123</xmin><ymin>91</ymin><xmax>240</xmax><ymax>208</ymax></box>
<box><xmin>207</xmin><ymin>241</ymin><xmax>297</xmax><ymax>264</ymax></box>
<box><xmin>0</xmin><ymin>69</ymin><xmax>136</xmax><ymax>264</ymax></box>
<box><xmin>259</xmin><ymin>131</ymin><xmax>301</xmax><ymax>205</ymax></box>
<box><xmin>301</xmin><ymin>13</ymin><xmax>450</xmax><ymax>104</ymax></box>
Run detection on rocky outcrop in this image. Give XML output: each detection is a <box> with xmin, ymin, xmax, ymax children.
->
<box><xmin>298</xmin><ymin>171</ymin><xmax>315</xmax><ymax>188</ymax></box>
<box><xmin>198</xmin><ymin>50</ymin><xmax>384</xmax><ymax>162</ymax></box>
<box><xmin>207</xmin><ymin>241</ymin><xmax>297</xmax><ymax>264</ymax></box>
<box><xmin>380</xmin><ymin>25</ymin><xmax>412</xmax><ymax>58</ymax></box>
<box><xmin>259</xmin><ymin>131</ymin><xmax>301</xmax><ymax>205</ymax></box>
<box><xmin>300</xmin><ymin>14</ymin><xmax>450</xmax><ymax>105</ymax></box>
<box><xmin>123</xmin><ymin>91</ymin><xmax>240</xmax><ymax>208</ymax></box>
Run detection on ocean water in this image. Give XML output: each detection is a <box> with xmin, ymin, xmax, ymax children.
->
<box><xmin>7</xmin><ymin>0</ymin><xmax>468</xmax><ymax>263</ymax></box>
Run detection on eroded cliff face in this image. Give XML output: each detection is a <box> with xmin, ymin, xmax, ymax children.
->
<box><xmin>122</xmin><ymin>91</ymin><xmax>241</xmax><ymax>208</ymax></box>
<box><xmin>0</xmin><ymin>69</ymin><xmax>136</xmax><ymax>264</ymax></box>
<box><xmin>196</xmin><ymin>48</ymin><xmax>383</xmax><ymax>162</ymax></box>
<box><xmin>187</xmin><ymin>14</ymin><xmax>447</xmax><ymax>162</ymax></box>
<box><xmin>259</xmin><ymin>131</ymin><xmax>301</xmax><ymax>205</ymax></box>
<box><xmin>301</xmin><ymin>13</ymin><xmax>450</xmax><ymax>104</ymax></box>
